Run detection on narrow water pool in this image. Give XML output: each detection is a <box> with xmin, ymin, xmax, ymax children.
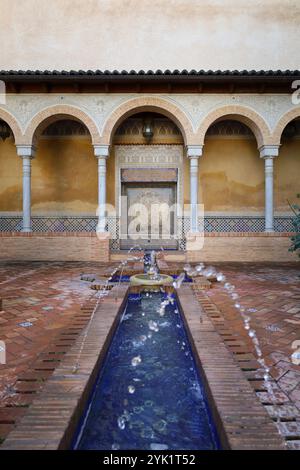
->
<box><xmin>72</xmin><ymin>292</ymin><xmax>220</xmax><ymax>450</ymax></box>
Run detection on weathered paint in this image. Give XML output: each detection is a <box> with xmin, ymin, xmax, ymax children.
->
<box><xmin>0</xmin><ymin>137</ymin><xmax>22</xmax><ymax>211</ymax></box>
<box><xmin>0</xmin><ymin>0</ymin><xmax>299</xmax><ymax>70</ymax></box>
<box><xmin>275</xmin><ymin>138</ymin><xmax>300</xmax><ymax>211</ymax></box>
<box><xmin>1</xmin><ymin>135</ymin><xmax>299</xmax><ymax>214</ymax></box>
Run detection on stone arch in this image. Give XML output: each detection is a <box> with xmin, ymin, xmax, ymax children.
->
<box><xmin>0</xmin><ymin>108</ymin><xmax>23</xmax><ymax>143</ymax></box>
<box><xmin>272</xmin><ymin>107</ymin><xmax>300</xmax><ymax>145</ymax></box>
<box><xmin>100</xmin><ymin>96</ymin><xmax>195</xmax><ymax>146</ymax></box>
<box><xmin>196</xmin><ymin>104</ymin><xmax>272</xmax><ymax>148</ymax></box>
<box><xmin>22</xmin><ymin>104</ymin><xmax>101</xmax><ymax>146</ymax></box>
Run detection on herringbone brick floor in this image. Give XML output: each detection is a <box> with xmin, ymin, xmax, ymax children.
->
<box><xmin>193</xmin><ymin>262</ymin><xmax>300</xmax><ymax>449</ymax></box>
<box><xmin>0</xmin><ymin>261</ymin><xmax>116</xmax><ymax>443</ymax></box>
<box><xmin>0</xmin><ymin>261</ymin><xmax>299</xmax><ymax>448</ymax></box>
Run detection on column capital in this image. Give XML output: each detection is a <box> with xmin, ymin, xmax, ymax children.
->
<box><xmin>94</xmin><ymin>144</ymin><xmax>110</xmax><ymax>158</ymax></box>
<box><xmin>186</xmin><ymin>145</ymin><xmax>203</xmax><ymax>158</ymax></box>
<box><xmin>259</xmin><ymin>145</ymin><xmax>280</xmax><ymax>159</ymax></box>
<box><xmin>16</xmin><ymin>145</ymin><xmax>36</xmax><ymax>158</ymax></box>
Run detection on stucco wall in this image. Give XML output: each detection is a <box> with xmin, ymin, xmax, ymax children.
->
<box><xmin>199</xmin><ymin>139</ymin><xmax>264</xmax><ymax>212</ymax></box>
<box><xmin>32</xmin><ymin>138</ymin><xmax>97</xmax><ymax>213</ymax></box>
<box><xmin>0</xmin><ymin>0</ymin><xmax>299</xmax><ymax>70</ymax></box>
<box><xmin>1</xmin><ymin>136</ymin><xmax>299</xmax><ymax>214</ymax></box>
<box><xmin>0</xmin><ymin>137</ymin><xmax>22</xmax><ymax>211</ymax></box>
<box><xmin>275</xmin><ymin>138</ymin><xmax>300</xmax><ymax>211</ymax></box>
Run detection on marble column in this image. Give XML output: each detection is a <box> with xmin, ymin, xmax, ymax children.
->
<box><xmin>17</xmin><ymin>145</ymin><xmax>36</xmax><ymax>232</ymax></box>
<box><xmin>94</xmin><ymin>145</ymin><xmax>109</xmax><ymax>232</ymax></box>
<box><xmin>187</xmin><ymin>146</ymin><xmax>203</xmax><ymax>232</ymax></box>
<box><xmin>259</xmin><ymin>145</ymin><xmax>280</xmax><ymax>232</ymax></box>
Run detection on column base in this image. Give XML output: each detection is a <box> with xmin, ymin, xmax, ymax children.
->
<box><xmin>186</xmin><ymin>231</ymin><xmax>204</xmax><ymax>252</ymax></box>
<box><xmin>95</xmin><ymin>231</ymin><xmax>111</xmax><ymax>239</ymax></box>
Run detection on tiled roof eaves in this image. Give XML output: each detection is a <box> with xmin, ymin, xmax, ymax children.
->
<box><xmin>0</xmin><ymin>69</ymin><xmax>300</xmax><ymax>77</ymax></box>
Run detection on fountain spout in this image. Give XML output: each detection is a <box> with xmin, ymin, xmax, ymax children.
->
<box><xmin>150</xmin><ymin>250</ymin><xmax>156</xmax><ymax>269</ymax></box>
<box><xmin>130</xmin><ymin>249</ymin><xmax>173</xmax><ymax>287</ymax></box>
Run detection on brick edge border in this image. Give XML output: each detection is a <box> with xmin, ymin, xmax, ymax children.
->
<box><xmin>0</xmin><ymin>286</ymin><xmax>128</xmax><ymax>450</ymax></box>
<box><xmin>0</xmin><ymin>231</ymin><xmax>295</xmax><ymax>238</ymax></box>
<box><xmin>177</xmin><ymin>285</ymin><xmax>286</xmax><ymax>450</ymax></box>
<box><xmin>1</xmin><ymin>285</ymin><xmax>286</xmax><ymax>450</ymax></box>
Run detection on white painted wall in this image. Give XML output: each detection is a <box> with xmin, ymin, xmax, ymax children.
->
<box><xmin>0</xmin><ymin>0</ymin><xmax>299</xmax><ymax>70</ymax></box>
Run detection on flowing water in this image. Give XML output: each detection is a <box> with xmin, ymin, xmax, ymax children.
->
<box><xmin>73</xmin><ymin>291</ymin><xmax>220</xmax><ymax>450</ymax></box>
<box><xmin>72</xmin><ymin>249</ymin><xmax>283</xmax><ymax>448</ymax></box>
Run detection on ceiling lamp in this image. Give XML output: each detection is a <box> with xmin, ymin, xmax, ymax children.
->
<box><xmin>0</xmin><ymin>121</ymin><xmax>11</xmax><ymax>141</ymax></box>
<box><xmin>142</xmin><ymin>118</ymin><xmax>154</xmax><ymax>140</ymax></box>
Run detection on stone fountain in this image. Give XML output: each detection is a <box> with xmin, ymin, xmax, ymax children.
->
<box><xmin>130</xmin><ymin>250</ymin><xmax>173</xmax><ymax>287</ymax></box>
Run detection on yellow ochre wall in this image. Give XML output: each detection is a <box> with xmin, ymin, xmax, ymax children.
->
<box><xmin>31</xmin><ymin>138</ymin><xmax>97</xmax><ymax>213</ymax></box>
<box><xmin>275</xmin><ymin>138</ymin><xmax>300</xmax><ymax>211</ymax></box>
<box><xmin>0</xmin><ymin>136</ymin><xmax>116</xmax><ymax>213</ymax></box>
<box><xmin>200</xmin><ymin>139</ymin><xmax>264</xmax><ymax>213</ymax></box>
<box><xmin>0</xmin><ymin>137</ymin><xmax>22</xmax><ymax>211</ymax></box>
<box><xmin>0</xmin><ymin>136</ymin><xmax>299</xmax><ymax>214</ymax></box>
<box><xmin>183</xmin><ymin>137</ymin><xmax>299</xmax><ymax>213</ymax></box>
<box><xmin>183</xmin><ymin>138</ymin><xmax>265</xmax><ymax>212</ymax></box>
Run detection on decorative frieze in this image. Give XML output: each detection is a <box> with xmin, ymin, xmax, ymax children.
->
<box><xmin>116</xmin><ymin>144</ymin><xmax>183</xmax><ymax>165</ymax></box>
<box><xmin>115</xmin><ymin>145</ymin><xmax>184</xmax><ymax>215</ymax></box>
<box><xmin>1</xmin><ymin>93</ymin><xmax>300</xmax><ymax>146</ymax></box>
<box><xmin>121</xmin><ymin>168</ymin><xmax>178</xmax><ymax>182</ymax></box>
<box><xmin>0</xmin><ymin>215</ymin><xmax>294</xmax><ymax>236</ymax></box>
<box><xmin>42</xmin><ymin>119</ymin><xmax>89</xmax><ymax>137</ymax></box>
<box><xmin>37</xmin><ymin>118</ymin><xmax>282</xmax><ymax>140</ymax></box>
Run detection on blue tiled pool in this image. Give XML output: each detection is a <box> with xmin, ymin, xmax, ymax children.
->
<box><xmin>73</xmin><ymin>292</ymin><xmax>220</xmax><ymax>450</ymax></box>
<box><xmin>110</xmin><ymin>274</ymin><xmax>193</xmax><ymax>283</ymax></box>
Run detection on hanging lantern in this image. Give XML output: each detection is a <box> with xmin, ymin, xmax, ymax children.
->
<box><xmin>142</xmin><ymin>118</ymin><xmax>154</xmax><ymax>140</ymax></box>
<box><xmin>0</xmin><ymin>121</ymin><xmax>11</xmax><ymax>141</ymax></box>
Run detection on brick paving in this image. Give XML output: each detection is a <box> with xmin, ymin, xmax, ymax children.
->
<box><xmin>0</xmin><ymin>261</ymin><xmax>119</xmax><ymax>443</ymax></box>
<box><xmin>2</xmin><ymin>282</ymin><xmax>284</xmax><ymax>450</ymax></box>
<box><xmin>0</xmin><ymin>260</ymin><xmax>299</xmax><ymax>448</ymax></box>
<box><xmin>178</xmin><ymin>285</ymin><xmax>285</xmax><ymax>450</ymax></box>
<box><xmin>1</xmin><ymin>285</ymin><xmax>127</xmax><ymax>450</ymax></box>
<box><xmin>193</xmin><ymin>262</ymin><xmax>300</xmax><ymax>449</ymax></box>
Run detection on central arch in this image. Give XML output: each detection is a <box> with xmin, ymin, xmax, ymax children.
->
<box><xmin>100</xmin><ymin>96</ymin><xmax>195</xmax><ymax>146</ymax></box>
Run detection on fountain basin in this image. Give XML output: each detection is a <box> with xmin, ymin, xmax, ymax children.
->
<box><xmin>72</xmin><ymin>291</ymin><xmax>220</xmax><ymax>450</ymax></box>
<box><xmin>130</xmin><ymin>273</ymin><xmax>173</xmax><ymax>286</ymax></box>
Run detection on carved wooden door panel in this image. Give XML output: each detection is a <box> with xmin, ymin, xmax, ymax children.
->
<box><xmin>120</xmin><ymin>183</ymin><xmax>178</xmax><ymax>250</ymax></box>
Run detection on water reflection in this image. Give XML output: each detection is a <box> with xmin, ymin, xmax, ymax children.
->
<box><xmin>74</xmin><ymin>292</ymin><xmax>219</xmax><ymax>450</ymax></box>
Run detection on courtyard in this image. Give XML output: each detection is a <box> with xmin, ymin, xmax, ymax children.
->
<box><xmin>0</xmin><ymin>260</ymin><xmax>299</xmax><ymax>449</ymax></box>
<box><xmin>1</xmin><ymin>0</ymin><xmax>300</xmax><ymax>456</ymax></box>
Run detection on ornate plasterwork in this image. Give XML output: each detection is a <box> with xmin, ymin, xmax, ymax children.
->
<box><xmin>166</xmin><ymin>93</ymin><xmax>297</xmax><ymax>133</ymax></box>
<box><xmin>1</xmin><ymin>93</ymin><xmax>128</xmax><ymax>139</ymax></box>
<box><xmin>0</xmin><ymin>108</ymin><xmax>22</xmax><ymax>142</ymax></box>
<box><xmin>1</xmin><ymin>92</ymin><xmax>300</xmax><ymax>147</ymax></box>
<box><xmin>114</xmin><ymin>144</ymin><xmax>184</xmax><ymax>216</ymax></box>
<box><xmin>22</xmin><ymin>104</ymin><xmax>101</xmax><ymax>145</ymax></box>
<box><xmin>42</xmin><ymin>119</ymin><xmax>88</xmax><ymax>136</ymax></box>
<box><xmin>195</xmin><ymin>104</ymin><xmax>272</xmax><ymax>148</ymax></box>
<box><xmin>272</xmin><ymin>107</ymin><xmax>300</xmax><ymax>144</ymax></box>
<box><xmin>39</xmin><ymin>118</ymin><xmax>256</xmax><ymax>140</ymax></box>
<box><xmin>206</xmin><ymin>120</ymin><xmax>255</xmax><ymax>138</ymax></box>
<box><xmin>100</xmin><ymin>96</ymin><xmax>194</xmax><ymax>145</ymax></box>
